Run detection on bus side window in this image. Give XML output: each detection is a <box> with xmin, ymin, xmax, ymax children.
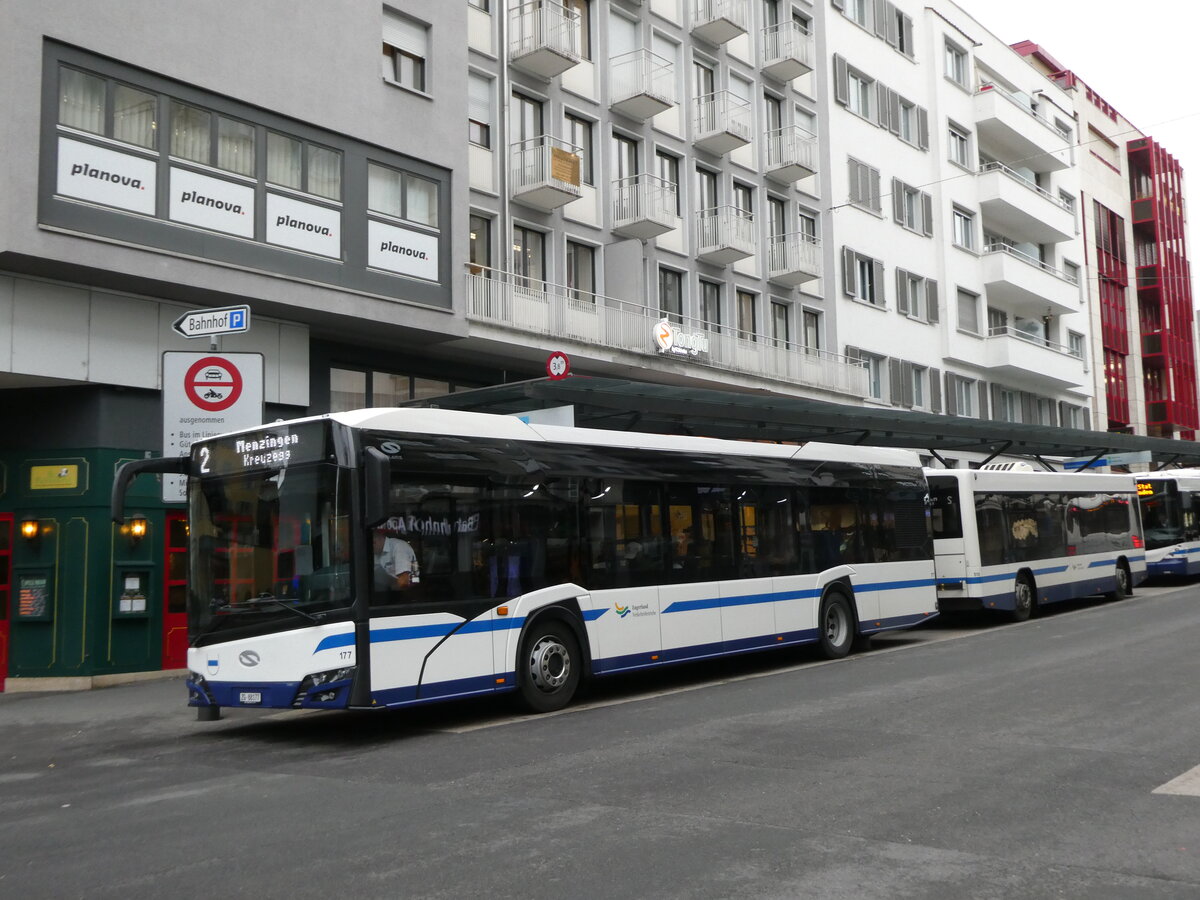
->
<box><xmin>736</xmin><ymin>487</ymin><xmax>796</xmax><ymax>577</ymax></box>
<box><xmin>975</xmin><ymin>494</ymin><xmax>1007</xmax><ymax>566</ymax></box>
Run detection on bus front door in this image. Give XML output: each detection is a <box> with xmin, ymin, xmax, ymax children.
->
<box><xmin>162</xmin><ymin>512</ymin><xmax>189</xmax><ymax>670</ymax></box>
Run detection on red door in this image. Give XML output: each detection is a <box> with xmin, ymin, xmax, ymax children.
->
<box><xmin>162</xmin><ymin>512</ymin><xmax>189</xmax><ymax>670</ymax></box>
<box><xmin>0</xmin><ymin>514</ymin><xmax>11</xmax><ymax>691</ymax></box>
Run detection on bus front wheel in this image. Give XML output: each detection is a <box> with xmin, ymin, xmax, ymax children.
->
<box><xmin>818</xmin><ymin>590</ymin><xmax>855</xmax><ymax>659</ymax></box>
<box><xmin>518</xmin><ymin>619</ymin><xmax>582</xmax><ymax>713</ymax></box>
<box><xmin>1009</xmin><ymin>573</ymin><xmax>1036</xmax><ymax>622</ymax></box>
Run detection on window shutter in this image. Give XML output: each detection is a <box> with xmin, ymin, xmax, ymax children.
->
<box><xmin>991</xmin><ymin>384</ymin><xmax>1004</xmax><ymax>420</ymax></box>
<box><xmin>945</xmin><ymin>373</ymin><xmax>958</xmax><ymax>416</ymax></box>
<box><xmin>845</xmin><ymin>345</ymin><xmax>861</xmax><ymax>363</ymax></box>
<box><xmin>892</xmin><ymin>177</ymin><xmax>905</xmax><ymax>223</ymax></box>
<box><xmin>926</xmin><ymin>280</ymin><xmax>939</xmax><ymax>323</ymax></box>
<box><xmin>874</xmin><ymin>0</ymin><xmax>889</xmax><ymax>39</ymax></box>
<box><xmin>875</xmin><ymin>82</ymin><xmax>889</xmax><ymax>129</ymax></box>
<box><xmin>900</xmin><ymin>14</ymin><xmax>914</xmax><ymax>57</ymax></box>
<box><xmin>917</xmin><ymin>106</ymin><xmax>930</xmax><ymax>150</ymax></box>
<box><xmin>383</xmin><ymin>10</ymin><xmax>427</xmax><ymax>56</ymax></box>
<box><xmin>1059</xmin><ymin>400</ymin><xmax>1072</xmax><ymax>428</ymax></box>
<box><xmin>895</xmin><ymin>267</ymin><xmax>909</xmax><ymax>314</ymax></box>
<box><xmin>869</xmin><ymin>166</ymin><xmax>881</xmax><ymax>212</ymax></box>
<box><xmin>929</xmin><ymin>367</ymin><xmax>942</xmax><ymax>413</ymax></box>
<box><xmin>901</xmin><ymin>360</ymin><xmax>915</xmax><ymax>407</ymax></box>
<box><xmin>977</xmin><ymin>381</ymin><xmax>989</xmax><ymax>420</ymax></box>
<box><xmin>888</xmin><ymin>91</ymin><xmax>901</xmax><ymax>136</ymax></box>
<box><xmin>921</xmin><ymin>191</ymin><xmax>934</xmax><ymax>236</ymax></box>
<box><xmin>833</xmin><ymin>55</ymin><xmax>849</xmax><ymax>107</ymax></box>
<box><xmin>842</xmin><ymin>246</ymin><xmax>858</xmax><ymax>296</ymax></box>
<box><xmin>889</xmin><ymin>357</ymin><xmax>903</xmax><ymax>405</ymax></box>
<box><xmin>885</xmin><ymin>5</ymin><xmax>900</xmax><ymax>46</ymax></box>
<box><xmin>468</xmin><ymin>73</ymin><xmax>491</xmax><ymax>126</ymax></box>
<box><xmin>1021</xmin><ymin>391</ymin><xmax>1036</xmax><ymax>424</ymax></box>
<box><xmin>848</xmin><ymin>159</ymin><xmax>862</xmax><ymax>206</ymax></box>
<box><xmin>831</xmin><ymin>0</ymin><xmax>845</xmax><ymax>9</ymax></box>
<box><xmin>872</xmin><ymin>258</ymin><xmax>885</xmax><ymax>304</ymax></box>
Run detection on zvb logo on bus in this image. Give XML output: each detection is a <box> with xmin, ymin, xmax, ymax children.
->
<box><xmin>614</xmin><ymin>603</ymin><xmax>655</xmax><ymax>618</ymax></box>
<box><xmin>615</xmin><ymin>604</ymin><xmax>631</xmax><ymax>618</ymax></box>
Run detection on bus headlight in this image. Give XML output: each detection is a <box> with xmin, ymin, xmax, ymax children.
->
<box><xmin>293</xmin><ymin>667</ymin><xmax>356</xmax><ymax>706</ymax></box>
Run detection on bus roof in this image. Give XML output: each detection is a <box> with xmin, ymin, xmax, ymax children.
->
<box><xmin>925</xmin><ymin>467</ymin><xmax>1138</xmax><ymax>492</ymax></box>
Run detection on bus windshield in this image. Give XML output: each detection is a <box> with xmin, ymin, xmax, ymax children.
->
<box><xmin>188</xmin><ymin>463</ymin><xmax>353</xmax><ymax>643</ymax></box>
<box><xmin>927</xmin><ymin>476</ymin><xmax>963</xmax><ymax>540</ymax></box>
<box><xmin>1139</xmin><ymin>483</ymin><xmax>1183</xmax><ymax>549</ymax></box>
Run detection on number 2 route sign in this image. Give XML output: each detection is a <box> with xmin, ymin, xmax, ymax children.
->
<box><xmin>161</xmin><ymin>351</ymin><xmax>264</xmax><ymax>503</ymax></box>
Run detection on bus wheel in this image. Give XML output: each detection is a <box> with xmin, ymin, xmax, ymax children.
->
<box><xmin>518</xmin><ymin>620</ymin><xmax>581</xmax><ymax>713</ymax></box>
<box><xmin>1105</xmin><ymin>561</ymin><xmax>1132</xmax><ymax>602</ymax></box>
<box><xmin>1009</xmin><ymin>573</ymin><xmax>1035</xmax><ymax>622</ymax></box>
<box><xmin>818</xmin><ymin>590</ymin><xmax>855</xmax><ymax>659</ymax></box>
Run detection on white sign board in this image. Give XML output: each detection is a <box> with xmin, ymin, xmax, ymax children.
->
<box><xmin>161</xmin><ymin>351</ymin><xmax>264</xmax><ymax>503</ymax></box>
<box><xmin>169</xmin><ymin>167</ymin><xmax>255</xmax><ymax>238</ymax></box>
<box><xmin>367</xmin><ymin>219</ymin><xmax>439</xmax><ymax>281</ymax></box>
<box><xmin>266</xmin><ymin>193</ymin><xmax>342</xmax><ymax>258</ymax></box>
<box><xmin>56</xmin><ymin>137</ymin><xmax>156</xmax><ymax>215</ymax></box>
<box><xmin>172</xmin><ymin>305</ymin><xmax>250</xmax><ymax>339</ymax></box>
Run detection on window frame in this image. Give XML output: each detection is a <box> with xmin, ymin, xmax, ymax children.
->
<box><xmin>952</xmin><ymin>206</ymin><xmax>976</xmax><ymax>251</ymax></box>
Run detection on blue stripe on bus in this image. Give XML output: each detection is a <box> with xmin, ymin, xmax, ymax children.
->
<box><xmin>1087</xmin><ymin>559</ymin><xmax>1116</xmax><ymax>569</ymax></box>
<box><xmin>662</xmin><ymin>579</ymin><xmax>938</xmax><ymax>615</ymax></box>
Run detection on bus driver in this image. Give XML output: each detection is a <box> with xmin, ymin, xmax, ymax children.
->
<box><xmin>373</xmin><ymin>529</ymin><xmax>418</xmax><ymax>591</ymax></box>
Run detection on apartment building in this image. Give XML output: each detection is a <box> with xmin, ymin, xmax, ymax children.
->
<box><xmin>1016</xmin><ymin>42</ymin><xmax>1197</xmax><ymax>439</ymax></box>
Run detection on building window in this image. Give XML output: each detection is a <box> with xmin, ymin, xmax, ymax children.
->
<box><xmin>771</xmin><ymin>301</ymin><xmax>789</xmax><ymax>347</ymax></box>
<box><xmin>846</xmin><ymin>0</ymin><xmax>869</xmax><ymax>28</ymax></box>
<box><xmin>59</xmin><ymin>67</ymin><xmax>106</xmax><ymax>135</ymax></box>
<box><xmin>659</xmin><ymin>268</ymin><xmax>683</xmax><ymax>322</ymax></box>
<box><xmin>996</xmin><ymin>388</ymin><xmax>1019</xmax><ymax>422</ymax></box>
<box><xmin>945</xmin><ymin>40</ymin><xmax>968</xmax><ymax>87</ymax></box>
<box><xmin>733</xmin><ymin>183</ymin><xmax>754</xmax><ymax>216</ymax></box>
<box><xmin>952</xmin><ymin>207</ymin><xmax>976</xmax><ymax>250</ymax></box>
<box><xmin>170</xmin><ymin>102</ymin><xmax>211</xmax><ymax>165</ymax></box>
<box><xmin>696</xmin><ymin>166</ymin><xmax>718</xmax><ymax>211</ymax></box>
<box><xmin>954</xmin><ymin>376</ymin><xmax>976</xmax><ymax>417</ymax></box>
<box><xmin>848</xmin><ymin>71</ymin><xmax>873</xmax><ymax>118</ymax></box>
<box><xmin>564</xmin><ymin>0</ymin><xmax>591</xmax><ymax>60</ymax></box>
<box><xmin>468</xmin><ymin>214</ymin><xmax>491</xmax><ymax>273</ymax></box>
<box><xmin>368</xmin><ymin>162</ymin><xmax>439</xmax><ymax>228</ymax></box>
<box><xmin>897</xmin><ymin>99</ymin><xmax>916</xmax><ymax>144</ymax></box>
<box><xmin>1062</xmin><ymin>404</ymin><xmax>1084</xmax><ymax>429</ymax></box>
<box><xmin>657</xmin><ymin>150</ymin><xmax>681</xmax><ymax>214</ymax></box>
<box><xmin>848</xmin><ymin>158</ymin><xmax>881</xmax><ymax>213</ymax></box>
<box><xmin>564</xmin><ymin>113</ymin><xmax>593</xmax><ymax>184</ymax></box>
<box><xmin>1063</xmin><ymin>260</ymin><xmax>1081</xmax><ymax>287</ymax></box>
<box><xmin>864</xmin><ymin>353</ymin><xmax>884</xmax><ymax>400</ymax></box>
<box><xmin>737</xmin><ymin>290</ymin><xmax>757</xmax><ymax>342</ymax></box>
<box><xmin>798</xmin><ymin>211</ymin><xmax>817</xmax><ymax>240</ymax></box>
<box><xmin>330</xmin><ymin>368</ymin><xmax>467</xmax><ymax>413</ymax></box>
<box><xmin>803</xmin><ymin>309</ymin><xmax>820</xmax><ymax>352</ymax></box>
<box><xmin>843</xmin><ymin>248</ymin><xmax>882</xmax><ymax>306</ymax></box>
<box><xmin>957</xmin><ymin>288</ymin><xmax>980</xmax><ymax>334</ymax></box>
<box><xmin>700</xmin><ymin>280</ymin><xmax>721</xmax><ymax>329</ymax></box>
<box><xmin>267</xmin><ymin>135</ymin><xmax>343</xmax><ymax>201</ymax></box>
<box><xmin>468</xmin><ymin>73</ymin><xmax>492</xmax><ymax>148</ymax></box>
<box><xmin>613</xmin><ymin>132</ymin><xmax>639</xmax><ymax>180</ymax></box>
<box><xmin>113</xmin><ymin>85</ymin><xmax>156</xmax><ymax>149</ymax></box>
<box><xmin>513</xmin><ymin>225</ymin><xmax>545</xmax><ymax>287</ymax></box>
<box><xmin>566</xmin><ymin>240</ymin><xmax>596</xmax><ymax>302</ymax></box>
<box><xmin>468</xmin><ymin>0</ymin><xmax>490</xmax><ymax>10</ymax></box>
<box><xmin>1068</xmin><ymin>331</ymin><xmax>1085</xmax><ymax>359</ymax></box>
<box><xmin>512</xmin><ymin>91</ymin><xmax>543</xmax><ymax>141</ymax></box>
<box><xmin>897</xmin><ymin>270</ymin><xmax>923</xmax><ymax>319</ymax></box>
<box><xmin>892</xmin><ymin>180</ymin><xmax>932</xmax><ymax>236</ymax></box>
<box><xmin>948</xmin><ymin>123</ymin><xmax>970</xmax><ymax>168</ymax></box>
<box><xmin>912</xmin><ymin>365</ymin><xmax>927</xmax><ymax>409</ymax></box>
<box><xmin>383</xmin><ymin>10</ymin><xmax>428</xmax><ymax>92</ymax></box>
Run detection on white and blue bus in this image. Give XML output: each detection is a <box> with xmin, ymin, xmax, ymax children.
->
<box><xmin>115</xmin><ymin>409</ymin><xmax>938</xmax><ymax>716</ymax></box>
<box><xmin>927</xmin><ymin>465</ymin><xmax>1146</xmax><ymax>621</ymax></box>
<box><xmin>1135</xmin><ymin>472</ymin><xmax>1200</xmax><ymax>577</ymax></box>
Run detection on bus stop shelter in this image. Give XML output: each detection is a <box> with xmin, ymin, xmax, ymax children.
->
<box><xmin>409</xmin><ymin>376</ymin><xmax>1200</xmax><ymax>470</ymax></box>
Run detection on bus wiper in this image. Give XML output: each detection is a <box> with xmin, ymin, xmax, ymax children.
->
<box><xmin>216</xmin><ymin>594</ymin><xmax>325</xmax><ymax>623</ymax></box>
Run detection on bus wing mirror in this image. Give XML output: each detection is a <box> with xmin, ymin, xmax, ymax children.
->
<box><xmin>363</xmin><ymin>447</ymin><xmax>391</xmax><ymax>528</ymax></box>
<box><xmin>112</xmin><ymin>456</ymin><xmax>192</xmax><ymax>523</ymax></box>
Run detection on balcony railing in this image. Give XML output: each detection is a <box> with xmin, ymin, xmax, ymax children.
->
<box><xmin>609</xmin><ymin>49</ymin><xmax>676</xmax><ymax>121</ymax></box>
<box><xmin>764</xmin><ymin>125</ymin><xmax>816</xmax><ymax>182</ymax></box>
<box><xmin>768</xmin><ymin>232</ymin><xmax>820</xmax><ymax>286</ymax></box>
<box><xmin>988</xmin><ymin>325</ymin><xmax>1084</xmax><ymax>361</ymax></box>
<box><xmin>510</xmin><ymin>136</ymin><xmax>583</xmax><ymax>211</ymax></box>
<box><xmin>509</xmin><ymin>1</ymin><xmax>580</xmax><ymax>79</ymax></box>
<box><xmin>693</xmin><ymin>90</ymin><xmax>752</xmax><ymax>155</ymax></box>
<box><xmin>978</xmin><ymin>162</ymin><xmax>1071</xmax><ymax>211</ymax></box>
<box><xmin>612</xmin><ymin>173</ymin><xmax>680</xmax><ymax>239</ymax></box>
<box><xmin>976</xmin><ymin>82</ymin><xmax>1070</xmax><ymax>139</ymax></box>
<box><xmin>465</xmin><ymin>266</ymin><xmax>869</xmax><ymax>397</ymax></box>
<box><xmin>696</xmin><ymin>205</ymin><xmax>755</xmax><ymax>264</ymax></box>
<box><xmin>691</xmin><ymin>0</ymin><xmax>750</xmax><ymax>45</ymax></box>
<box><xmin>983</xmin><ymin>241</ymin><xmax>1078</xmax><ymax>284</ymax></box>
<box><xmin>761</xmin><ymin>20</ymin><xmax>813</xmax><ymax>81</ymax></box>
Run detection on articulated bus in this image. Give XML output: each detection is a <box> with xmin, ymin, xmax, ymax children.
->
<box><xmin>927</xmin><ymin>465</ymin><xmax>1146</xmax><ymax>621</ymax></box>
<box><xmin>1135</xmin><ymin>473</ymin><xmax>1200</xmax><ymax>577</ymax></box>
<box><xmin>114</xmin><ymin>408</ymin><xmax>939</xmax><ymax>716</ymax></box>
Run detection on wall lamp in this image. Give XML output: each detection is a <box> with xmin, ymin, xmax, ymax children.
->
<box><xmin>21</xmin><ymin>518</ymin><xmax>40</xmax><ymax>541</ymax></box>
<box><xmin>128</xmin><ymin>517</ymin><xmax>148</xmax><ymax>541</ymax></box>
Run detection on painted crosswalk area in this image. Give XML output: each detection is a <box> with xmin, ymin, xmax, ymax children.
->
<box><xmin>1153</xmin><ymin>764</ymin><xmax>1200</xmax><ymax>797</ymax></box>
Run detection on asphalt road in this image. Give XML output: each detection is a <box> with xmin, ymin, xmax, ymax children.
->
<box><xmin>2</xmin><ymin>583</ymin><xmax>1200</xmax><ymax>899</ymax></box>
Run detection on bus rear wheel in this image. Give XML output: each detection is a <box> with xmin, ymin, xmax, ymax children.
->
<box><xmin>818</xmin><ymin>590</ymin><xmax>855</xmax><ymax>659</ymax></box>
<box><xmin>1009</xmin><ymin>573</ymin><xmax>1035</xmax><ymax>622</ymax></box>
<box><xmin>518</xmin><ymin>619</ymin><xmax>582</xmax><ymax>713</ymax></box>
<box><xmin>1105</xmin><ymin>560</ymin><xmax>1132</xmax><ymax>602</ymax></box>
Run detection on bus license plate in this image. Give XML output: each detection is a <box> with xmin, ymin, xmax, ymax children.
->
<box><xmin>239</xmin><ymin>691</ymin><xmax>262</xmax><ymax>704</ymax></box>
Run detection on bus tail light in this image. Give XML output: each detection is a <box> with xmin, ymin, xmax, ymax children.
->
<box><xmin>1132</xmin><ymin>535</ymin><xmax>1145</xmax><ymax>549</ymax></box>
<box><xmin>1066</xmin><ymin>545</ymin><xmax>1076</xmax><ymax>556</ymax></box>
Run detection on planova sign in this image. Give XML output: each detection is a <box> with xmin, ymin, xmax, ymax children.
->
<box><xmin>168</xmin><ymin>167</ymin><xmax>255</xmax><ymax>238</ymax></box>
<box><xmin>56</xmin><ymin>137</ymin><xmax>156</xmax><ymax>215</ymax></box>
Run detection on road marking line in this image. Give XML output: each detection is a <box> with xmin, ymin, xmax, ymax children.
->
<box><xmin>1153</xmin><ymin>764</ymin><xmax>1200</xmax><ymax>797</ymax></box>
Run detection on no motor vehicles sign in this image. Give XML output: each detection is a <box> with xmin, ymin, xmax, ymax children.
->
<box><xmin>162</xmin><ymin>351</ymin><xmax>264</xmax><ymax>503</ymax></box>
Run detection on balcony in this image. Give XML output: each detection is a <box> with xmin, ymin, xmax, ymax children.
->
<box><xmin>612</xmin><ymin>174</ymin><xmax>680</xmax><ymax>240</ymax></box>
<box><xmin>693</xmin><ymin>91</ymin><xmax>752</xmax><ymax>156</ymax></box>
<box><xmin>464</xmin><ymin>267</ymin><xmax>869</xmax><ymax>398</ymax></box>
<box><xmin>509</xmin><ymin>1</ymin><xmax>580</xmax><ymax>80</ymax></box>
<box><xmin>761</xmin><ymin>20</ymin><xmax>813</xmax><ymax>82</ymax></box>
<box><xmin>510</xmin><ymin>136</ymin><xmax>583</xmax><ymax>212</ymax></box>
<box><xmin>764</xmin><ymin>126</ymin><xmax>816</xmax><ymax>183</ymax></box>
<box><xmin>982</xmin><ymin>326</ymin><xmax>1087</xmax><ymax>390</ymax></box>
<box><xmin>767</xmin><ymin>233</ymin><xmax>820</xmax><ymax>286</ymax></box>
<box><xmin>609</xmin><ymin>49</ymin><xmax>676</xmax><ymax>122</ymax></box>
<box><xmin>982</xmin><ymin>243</ymin><xmax>1080</xmax><ymax>318</ymax></box>
<box><xmin>696</xmin><ymin>206</ymin><xmax>754</xmax><ymax>265</ymax></box>
<box><xmin>977</xmin><ymin>162</ymin><xmax>1075</xmax><ymax>243</ymax></box>
<box><xmin>974</xmin><ymin>83</ymin><xmax>1071</xmax><ymax>172</ymax></box>
<box><xmin>691</xmin><ymin>0</ymin><xmax>750</xmax><ymax>45</ymax></box>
